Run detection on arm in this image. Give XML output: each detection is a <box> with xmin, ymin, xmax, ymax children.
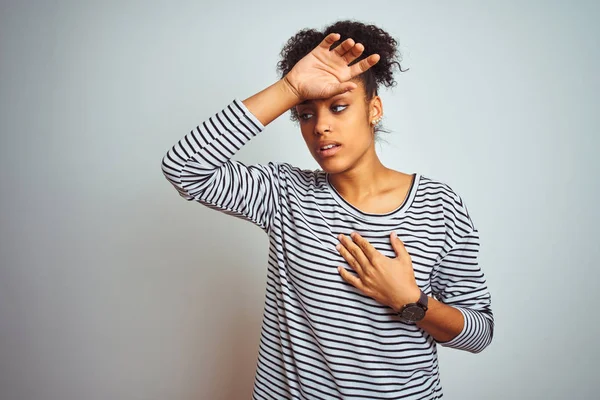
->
<box><xmin>426</xmin><ymin>226</ymin><xmax>494</xmax><ymax>353</ymax></box>
<box><xmin>336</xmin><ymin>211</ymin><xmax>493</xmax><ymax>353</ymax></box>
<box><xmin>415</xmin><ymin>296</ymin><xmax>465</xmax><ymax>343</ymax></box>
<box><xmin>162</xmin><ymin>33</ymin><xmax>379</xmax><ymax>228</ymax></box>
<box><xmin>241</xmin><ymin>78</ymin><xmax>300</xmax><ymax>126</ymax></box>
<box><xmin>161</xmin><ymin>98</ymin><xmax>281</xmax><ymax>230</ymax></box>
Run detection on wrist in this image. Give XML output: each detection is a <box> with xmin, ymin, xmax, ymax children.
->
<box><xmin>281</xmin><ymin>74</ymin><xmax>303</xmax><ymax>104</ymax></box>
<box><xmin>396</xmin><ymin>288</ymin><xmax>429</xmax><ymax>323</ymax></box>
<box><xmin>391</xmin><ymin>286</ymin><xmax>422</xmax><ymax>312</ymax></box>
<box><xmin>242</xmin><ymin>79</ymin><xmax>303</xmax><ymax>126</ymax></box>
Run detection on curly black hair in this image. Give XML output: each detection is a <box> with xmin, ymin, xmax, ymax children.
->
<box><xmin>277</xmin><ymin>20</ymin><xmax>408</xmax><ymax>123</ymax></box>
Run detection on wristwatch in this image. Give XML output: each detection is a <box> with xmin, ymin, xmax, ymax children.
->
<box><xmin>398</xmin><ymin>290</ymin><xmax>429</xmax><ymax>322</ymax></box>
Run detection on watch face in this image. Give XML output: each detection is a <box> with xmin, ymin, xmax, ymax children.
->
<box><xmin>401</xmin><ymin>305</ymin><xmax>426</xmax><ymax>322</ymax></box>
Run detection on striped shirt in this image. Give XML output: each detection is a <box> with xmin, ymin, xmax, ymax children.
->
<box><xmin>161</xmin><ymin>99</ymin><xmax>494</xmax><ymax>399</ymax></box>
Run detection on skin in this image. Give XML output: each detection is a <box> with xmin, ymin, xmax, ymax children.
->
<box><xmin>243</xmin><ymin>33</ymin><xmax>464</xmax><ymax>343</ymax></box>
<box><xmin>295</xmin><ymin>81</ymin><xmax>414</xmax><ymax>212</ymax></box>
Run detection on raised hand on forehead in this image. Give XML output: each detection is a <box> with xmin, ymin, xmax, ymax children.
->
<box><xmin>284</xmin><ymin>33</ymin><xmax>381</xmax><ymax>101</ymax></box>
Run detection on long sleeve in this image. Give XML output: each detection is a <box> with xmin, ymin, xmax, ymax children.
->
<box><xmin>431</xmin><ymin>199</ymin><xmax>494</xmax><ymax>354</ymax></box>
<box><xmin>161</xmin><ymin>99</ymin><xmax>280</xmax><ymax>231</ymax></box>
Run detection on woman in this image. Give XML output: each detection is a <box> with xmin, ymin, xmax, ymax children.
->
<box><xmin>162</xmin><ymin>20</ymin><xmax>493</xmax><ymax>399</ymax></box>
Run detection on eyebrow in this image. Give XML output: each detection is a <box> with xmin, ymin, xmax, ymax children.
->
<box><xmin>298</xmin><ymin>94</ymin><xmax>350</xmax><ymax>106</ymax></box>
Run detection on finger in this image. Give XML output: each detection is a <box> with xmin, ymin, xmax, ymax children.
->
<box><xmin>350</xmin><ymin>232</ymin><xmax>381</xmax><ymax>264</ymax></box>
<box><xmin>344</xmin><ymin>42</ymin><xmax>365</xmax><ymax>65</ymax></box>
<box><xmin>332</xmin><ymin>38</ymin><xmax>355</xmax><ymax>57</ymax></box>
<box><xmin>390</xmin><ymin>232</ymin><xmax>410</xmax><ymax>260</ymax></box>
<box><xmin>329</xmin><ymin>81</ymin><xmax>358</xmax><ymax>96</ymax></box>
<box><xmin>338</xmin><ymin>234</ymin><xmax>371</xmax><ymax>272</ymax></box>
<box><xmin>319</xmin><ymin>33</ymin><xmax>341</xmax><ymax>50</ymax></box>
<box><xmin>336</xmin><ymin>241</ymin><xmax>364</xmax><ymax>276</ymax></box>
<box><xmin>338</xmin><ymin>266</ymin><xmax>366</xmax><ymax>291</ymax></box>
<box><xmin>349</xmin><ymin>53</ymin><xmax>380</xmax><ymax>77</ymax></box>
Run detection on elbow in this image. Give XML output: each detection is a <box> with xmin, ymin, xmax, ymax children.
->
<box><xmin>161</xmin><ymin>153</ymin><xmax>193</xmax><ymax>200</ymax></box>
<box><xmin>161</xmin><ymin>152</ymin><xmax>178</xmax><ymax>179</ymax></box>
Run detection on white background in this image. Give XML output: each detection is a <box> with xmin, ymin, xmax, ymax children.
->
<box><xmin>1</xmin><ymin>1</ymin><xmax>598</xmax><ymax>399</ymax></box>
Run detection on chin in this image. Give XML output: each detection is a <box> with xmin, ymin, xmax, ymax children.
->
<box><xmin>315</xmin><ymin>159</ymin><xmax>351</xmax><ymax>175</ymax></box>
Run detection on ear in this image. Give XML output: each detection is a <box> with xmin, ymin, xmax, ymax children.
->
<box><xmin>369</xmin><ymin>96</ymin><xmax>383</xmax><ymax>126</ymax></box>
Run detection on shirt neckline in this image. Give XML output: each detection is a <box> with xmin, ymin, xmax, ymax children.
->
<box><xmin>325</xmin><ymin>172</ymin><xmax>420</xmax><ymax>221</ymax></box>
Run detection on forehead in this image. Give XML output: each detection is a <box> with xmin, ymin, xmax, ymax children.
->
<box><xmin>297</xmin><ymin>83</ymin><xmax>366</xmax><ymax>106</ymax></box>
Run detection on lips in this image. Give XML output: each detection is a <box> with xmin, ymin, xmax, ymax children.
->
<box><xmin>316</xmin><ymin>141</ymin><xmax>341</xmax><ymax>152</ymax></box>
<box><xmin>316</xmin><ymin>142</ymin><xmax>342</xmax><ymax>157</ymax></box>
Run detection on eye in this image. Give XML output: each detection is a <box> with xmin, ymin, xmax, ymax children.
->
<box><xmin>332</xmin><ymin>104</ymin><xmax>348</xmax><ymax>113</ymax></box>
<box><xmin>299</xmin><ymin>111</ymin><xmax>313</xmax><ymax>121</ymax></box>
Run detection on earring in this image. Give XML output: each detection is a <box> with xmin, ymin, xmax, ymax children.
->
<box><xmin>371</xmin><ymin>116</ymin><xmax>382</xmax><ymax>125</ymax></box>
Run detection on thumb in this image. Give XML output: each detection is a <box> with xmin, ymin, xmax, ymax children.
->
<box><xmin>390</xmin><ymin>232</ymin><xmax>406</xmax><ymax>258</ymax></box>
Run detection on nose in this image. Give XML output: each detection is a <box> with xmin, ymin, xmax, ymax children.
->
<box><xmin>313</xmin><ymin>114</ymin><xmax>333</xmax><ymax>136</ymax></box>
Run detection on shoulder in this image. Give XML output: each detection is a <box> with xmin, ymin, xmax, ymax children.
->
<box><xmin>416</xmin><ymin>174</ymin><xmax>476</xmax><ymax>235</ymax></box>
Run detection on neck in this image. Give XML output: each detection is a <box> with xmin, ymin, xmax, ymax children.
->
<box><xmin>327</xmin><ymin>151</ymin><xmax>392</xmax><ymax>202</ymax></box>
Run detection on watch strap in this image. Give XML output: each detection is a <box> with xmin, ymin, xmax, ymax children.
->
<box><xmin>417</xmin><ymin>289</ymin><xmax>428</xmax><ymax>310</ymax></box>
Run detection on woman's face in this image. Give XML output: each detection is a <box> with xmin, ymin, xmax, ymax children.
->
<box><xmin>295</xmin><ymin>82</ymin><xmax>382</xmax><ymax>174</ymax></box>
